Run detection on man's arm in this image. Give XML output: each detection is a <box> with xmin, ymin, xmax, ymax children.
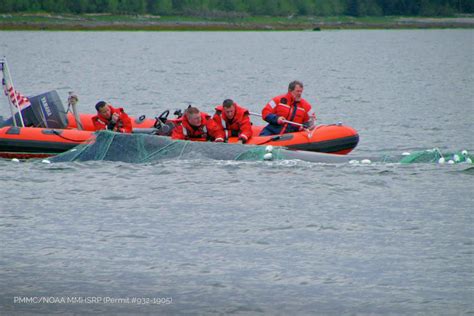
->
<box><xmin>171</xmin><ymin>124</ymin><xmax>185</xmax><ymax>140</ymax></box>
<box><xmin>207</xmin><ymin>119</ymin><xmax>224</xmax><ymax>142</ymax></box>
<box><xmin>238</xmin><ymin>113</ymin><xmax>253</xmax><ymax>143</ymax></box>
<box><xmin>261</xmin><ymin>99</ymin><xmax>280</xmax><ymax>125</ymax></box>
<box><xmin>118</xmin><ymin>111</ymin><xmax>132</xmax><ymax>133</ymax></box>
<box><xmin>211</xmin><ymin>111</ymin><xmax>226</xmax><ymax>141</ymax></box>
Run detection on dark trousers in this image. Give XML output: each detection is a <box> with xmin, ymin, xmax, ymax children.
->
<box><xmin>259</xmin><ymin>124</ymin><xmax>299</xmax><ymax>136</ymax></box>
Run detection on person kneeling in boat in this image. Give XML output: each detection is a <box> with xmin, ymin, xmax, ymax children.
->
<box><xmin>260</xmin><ymin>80</ymin><xmax>315</xmax><ymax>136</ymax></box>
<box><xmin>171</xmin><ymin>106</ymin><xmax>223</xmax><ymax>142</ymax></box>
<box><xmin>92</xmin><ymin>101</ymin><xmax>132</xmax><ymax>133</ymax></box>
<box><xmin>213</xmin><ymin>99</ymin><xmax>253</xmax><ymax>144</ymax></box>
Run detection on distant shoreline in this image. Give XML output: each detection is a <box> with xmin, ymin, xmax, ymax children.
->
<box><xmin>1</xmin><ymin>14</ymin><xmax>473</xmax><ymax>31</ymax></box>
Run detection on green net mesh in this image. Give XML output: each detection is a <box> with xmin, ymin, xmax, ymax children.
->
<box><xmin>48</xmin><ymin>132</ymin><xmax>473</xmax><ymax>165</ymax></box>
<box><xmin>50</xmin><ymin>131</ymin><xmax>284</xmax><ymax>163</ymax></box>
<box><xmin>399</xmin><ymin>148</ymin><xmax>473</xmax><ymax>164</ymax></box>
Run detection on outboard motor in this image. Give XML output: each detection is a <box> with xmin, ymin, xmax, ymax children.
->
<box><xmin>3</xmin><ymin>90</ymin><xmax>68</xmax><ymax>128</ymax></box>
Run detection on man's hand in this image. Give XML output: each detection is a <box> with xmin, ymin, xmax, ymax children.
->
<box><xmin>277</xmin><ymin>116</ymin><xmax>285</xmax><ymax>125</ymax></box>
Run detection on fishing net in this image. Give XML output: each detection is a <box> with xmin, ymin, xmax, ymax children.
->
<box><xmin>48</xmin><ymin>132</ymin><xmax>473</xmax><ymax>165</ymax></box>
<box><xmin>399</xmin><ymin>148</ymin><xmax>473</xmax><ymax>164</ymax></box>
<box><xmin>50</xmin><ymin>131</ymin><xmax>284</xmax><ymax>163</ymax></box>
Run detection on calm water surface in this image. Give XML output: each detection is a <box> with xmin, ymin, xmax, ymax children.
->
<box><xmin>0</xmin><ymin>30</ymin><xmax>473</xmax><ymax>315</ymax></box>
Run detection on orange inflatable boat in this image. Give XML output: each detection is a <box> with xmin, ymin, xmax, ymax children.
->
<box><xmin>0</xmin><ymin>122</ymin><xmax>358</xmax><ymax>159</ymax></box>
<box><xmin>0</xmin><ymin>91</ymin><xmax>358</xmax><ymax>159</ymax></box>
<box><xmin>235</xmin><ymin>124</ymin><xmax>358</xmax><ymax>155</ymax></box>
<box><xmin>0</xmin><ymin>126</ymin><xmax>94</xmax><ymax>159</ymax></box>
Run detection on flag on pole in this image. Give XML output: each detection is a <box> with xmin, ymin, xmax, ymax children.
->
<box><xmin>7</xmin><ymin>87</ymin><xmax>31</xmax><ymax>110</ymax></box>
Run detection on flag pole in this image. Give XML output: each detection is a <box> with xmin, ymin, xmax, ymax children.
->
<box><xmin>1</xmin><ymin>57</ymin><xmax>18</xmax><ymax>127</ymax></box>
<box><xmin>1</xmin><ymin>57</ymin><xmax>25</xmax><ymax>127</ymax></box>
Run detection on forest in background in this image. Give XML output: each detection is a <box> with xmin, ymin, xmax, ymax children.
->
<box><xmin>1</xmin><ymin>0</ymin><xmax>473</xmax><ymax>17</ymax></box>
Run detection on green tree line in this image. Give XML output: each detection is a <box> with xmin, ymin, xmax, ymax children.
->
<box><xmin>0</xmin><ymin>0</ymin><xmax>472</xmax><ymax>16</ymax></box>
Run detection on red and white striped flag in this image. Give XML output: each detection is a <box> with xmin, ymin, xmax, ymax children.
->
<box><xmin>6</xmin><ymin>86</ymin><xmax>31</xmax><ymax>110</ymax></box>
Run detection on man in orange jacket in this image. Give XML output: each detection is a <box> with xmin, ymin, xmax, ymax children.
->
<box><xmin>91</xmin><ymin>101</ymin><xmax>132</xmax><ymax>133</ymax></box>
<box><xmin>260</xmin><ymin>80</ymin><xmax>315</xmax><ymax>136</ymax></box>
<box><xmin>171</xmin><ymin>106</ymin><xmax>223</xmax><ymax>142</ymax></box>
<box><xmin>213</xmin><ymin>99</ymin><xmax>253</xmax><ymax>143</ymax></box>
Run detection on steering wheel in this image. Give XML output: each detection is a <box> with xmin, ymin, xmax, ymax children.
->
<box><xmin>154</xmin><ymin>110</ymin><xmax>170</xmax><ymax>128</ymax></box>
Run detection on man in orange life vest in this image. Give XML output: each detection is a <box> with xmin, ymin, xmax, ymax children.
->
<box><xmin>91</xmin><ymin>101</ymin><xmax>132</xmax><ymax>133</ymax></box>
<box><xmin>260</xmin><ymin>80</ymin><xmax>315</xmax><ymax>136</ymax></box>
<box><xmin>171</xmin><ymin>106</ymin><xmax>223</xmax><ymax>142</ymax></box>
<box><xmin>213</xmin><ymin>99</ymin><xmax>253</xmax><ymax>144</ymax></box>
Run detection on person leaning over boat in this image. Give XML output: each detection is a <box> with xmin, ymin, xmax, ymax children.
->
<box><xmin>260</xmin><ymin>80</ymin><xmax>316</xmax><ymax>136</ymax></box>
<box><xmin>92</xmin><ymin>101</ymin><xmax>132</xmax><ymax>133</ymax></box>
<box><xmin>213</xmin><ymin>99</ymin><xmax>253</xmax><ymax>144</ymax></box>
<box><xmin>171</xmin><ymin>106</ymin><xmax>223</xmax><ymax>142</ymax></box>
